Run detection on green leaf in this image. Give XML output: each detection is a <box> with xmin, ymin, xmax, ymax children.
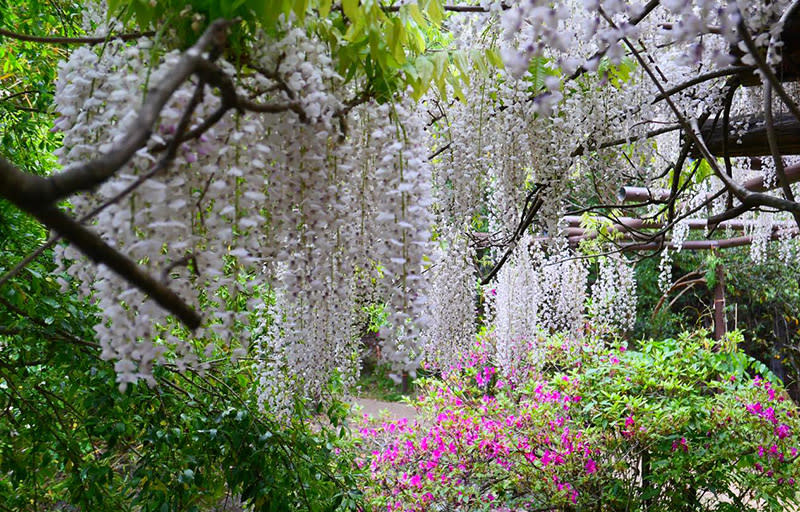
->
<box><xmin>342</xmin><ymin>0</ymin><xmax>359</xmax><ymax>21</ymax></box>
<box><xmin>407</xmin><ymin>3</ymin><xmax>427</xmax><ymax>27</ymax></box>
<box><xmin>452</xmin><ymin>50</ymin><xmax>471</xmax><ymax>86</ymax></box>
<box><xmin>426</xmin><ymin>0</ymin><xmax>444</xmax><ymax>27</ymax></box>
<box><xmin>485</xmin><ymin>48</ymin><xmax>504</xmax><ymax>69</ymax></box>
<box><xmin>415</xmin><ymin>56</ymin><xmax>434</xmax><ymax>86</ymax></box>
<box><xmin>319</xmin><ymin>0</ymin><xmax>333</xmax><ymax>18</ymax></box>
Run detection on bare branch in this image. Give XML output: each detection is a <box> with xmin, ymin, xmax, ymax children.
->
<box><xmin>428</xmin><ymin>142</ymin><xmax>452</xmax><ymax>161</ymax></box>
<box><xmin>481</xmin><ymin>186</ymin><xmax>545</xmax><ymax>285</ymax></box>
<box><xmin>652</xmin><ymin>66</ymin><xmax>753</xmax><ymax>103</ymax></box>
<box><xmin>566</xmin><ymin>0</ymin><xmax>661</xmax><ymax>81</ymax></box>
<box><xmin>382</xmin><ymin>4</ymin><xmax>509</xmax><ymax>13</ymax></box>
<box><xmin>571</xmin><ymin>124</ymin><xmax>681</xmax><ymax>158</ymax></box>
<box><xmin>599</xmin><ymin>8</ymin><xmax>800</xmax><ymax>222</ymax></box>
<box><xmin>0</xmin><ymin>27</ymin><xmax>154</xmax><ymax>45</ymax></box>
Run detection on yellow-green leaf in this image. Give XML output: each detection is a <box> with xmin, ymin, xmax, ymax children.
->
<box><xmin>453</xmin><ymin>50</ymin><xmax>471</xmax><ymax>86</ymax></box>
<box><xmin>431</xmin><ymin>50</ymin><xmax>449</xmax><ymax>77</ymax></box>
<box><xmin>319</xmin><ymin>0</ymin><xmax>332</xmax><ymax>18</ymax></box>
<box><xmin>409</xmin><ymin>26</ymin><xmax>426</xmax><ymax>53</ymax></box>
<box><xmin>293</xmin><ymin>0</ymin><xmax>310</xmax><ymax>21</ymax></box>
<box><xmin>485</xmin><ymin>48</ymin><xmax>504</xmax><ymax>69</ymax></box>
<box><xmin>447</xmin><ymin>72</ymin><xmax>465</xmax><ymax>101</ymax></box>
<box><xmin>416</xmin><ymin>55</ymin><xmax>435</xmax><ymax>85</ymax></box>
<box><xmin>408</xmin><ymin>3</ymin><xmax>427</xmax><ymax>27</ymax></box>
<box><xmin>390</xmin><ymin>19</ymin><xmax>407</xmax><ymax>64</ymax></box>
<box><xmin>471</xmin><ymin>49</ymin><xmax>488</xmax><ymax>75</ymax></box>
<box><xmin>344</xmin><ymin>16</ymin><xmax>365</xmax><ymax>42</ymax></box>
<box><xmin>426</xmin><ymin>0</ymin><xmax>445</xmax><ymax>27</ymax></box>
<box><xmin>342</xmin><ymin>0</ymin><xmax>359</xmax><ymax>20</ymax></box>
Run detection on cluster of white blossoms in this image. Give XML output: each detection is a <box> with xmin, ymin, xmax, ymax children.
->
<box><xmin>51</xmin><ymin>12</ymin><xmax>433</xmax><ymax>402</ymax></box>
<box><xmin>500</xmin><ymin>0</ymin><xmax>790</xmax><ymax>85</ymax></box>
<box><xmin>420</xmin><ymin>234</ymin><xmax>477</xmax><ymax>370</ymax></box>
<box><xmin>749</xmin><ymin>212</ymin><xmax>774</xmax><ymax>265</ymax></box>
<box><xmin>484</xmin><ymin>238</ymin><xmax>637</xmax><ymax>381</ymax></box>
<box><xmin>658</xmin><ymin>248</ymin><xmax>674</xmax><ymax>294</ymax></box>
<box><xmin>672</xmin><ymin>220</ymin><xmax>690</xmax><ymax>252</ymax></box>
<box><xmin>487</xmin><ymin>235</ymin><xmax>589</xmax><ymax>377</ymax></box>
<box><xmin>45</xmin><ymin>0</ymin><xmax>800</xmax><ymax>407</ymax></box>
<box><xmin>588</xmin><ymin>255</ymin><xmax>638</xmax><ymax>333</ymax></box>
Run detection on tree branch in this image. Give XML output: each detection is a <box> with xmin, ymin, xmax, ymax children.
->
<box><xmin>567</xmin><ymin>0</ymin><xmax>661</xmax><ymax>81</ymax></box>
<box><xmin>0</xmin><ymin>80</ymin><xmax>209</xmax><ymax>328</ymax></box>
<box><xmin>0</xmin><ymin>27</ymin><xmax>154</xmax><ymax>45</ymax></box>
<box><xmin>571</xmin><ymin>124</ymin><xmax>681</xmax><ymax>158</ymax></box>
<box><xmin>764</xmin><ymin>80</ymin><xmax>800</xmax><ymax>228</ymax></box>
<box><xmin>737</xmin><ymin>18</ymin><xmax>800</xmax><ymax>124</ymax></box>
<box><xmin>480</xmin><ymin>186</ymin><xmax>545</xmax><ymax>285</ymax></box>
<box><xmin>1</xmin><ymin>19</ymin><xmax>234</xmax><ymax>207</ymax></box>
<box><xmin>26</xmin><ymin>204</ymin><xmax>202</xmax><ymax>329</ymax></box>
<box><xmin>600</xmin><ymin>9</ymin><xmax>800</xmax><ymax>222</ymax></box>
<box><xmin>652</xmin><ymin>66</ymin><xmax>753</xmax><ymax>103</ymax></box>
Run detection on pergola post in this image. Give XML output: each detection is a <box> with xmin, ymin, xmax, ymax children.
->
<box><xmin>713</xmin><ymin>259</ymin><xmax>727</xmax><ymax>341</ymax></box>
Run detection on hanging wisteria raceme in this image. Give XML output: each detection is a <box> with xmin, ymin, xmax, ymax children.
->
<box><xmin>672</xmin><ymin>220</ymin><xmax>690</xmax><ymax>252</ymax></box>
<box><xmin>750</xmin><ymin>212</ymin><xmax>774</xmax><ymax>264</ymax></box>
<box><xmin>49</xmin><ymin>10</ymin><xmax>434</xmax><ymax>400</ymax></box>
<box><xmin>487</xmin><ymin>235</ymin><xmax>589</xmax><ymax>379</ymax></box>
<box><xmin>420</xmin><ymin>233</ymin><xmax>477</xmax><ymax>370</ymax></box>
<box><xmin>488</xmin><ymin>235</ymin><xmax>544</xmax><ymax>379</ymax></box>
<box><xmin>24</xmin><ymin>0</ymin><xmax>800</xmax><ymax>408</ymax></box>
<box><xmin>588</xmin><ymin>255</ymin><xmax>638</xmax><ymax>333</ymax></box>
<box><xmin>500</xmin><ymin>0</ymin><xmax>788</xmax><ymax>84</ymax></box>
<box><xmin>658</xmin><ymin>248</ymin><xmax>674</xmax><ymax>294</ymax></box>
<box><xmin>490</xmin><ymin>0</ymin><xmax>800</xmax><ymax>261</ymax></box>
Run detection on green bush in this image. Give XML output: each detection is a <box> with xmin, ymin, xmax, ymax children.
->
<box><xmin>357</xmin><ymin>331</ymin><xmax>800</xmax><ymax>511</ymax></box>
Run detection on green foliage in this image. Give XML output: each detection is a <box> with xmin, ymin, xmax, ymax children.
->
<box><xmin>596</xmin><ymin>56</ymin><xmax>636</xmax><ymax>88</ymax></box>
<box><xmin>632</xmin><ymin>245</ymin><xmax>800</xmax><ymax>401</ymax></box>
<box><xmin>574</xmin><ymin>331</ymin><xmax>800</xmax><ymax>510</ymax></box>
<box><xmin>0</xmin><ymin>0</ymin><xmax>69</xmax><ymax>175</ymax></box>
<box><xmin>633</xmin><ymin>251</ymin><xmax>707</xmax><ymax>340</ymax></box>
<box><xmin>357</xmin><ymin>360</ymin><xmax>409</xmax><ymax>402</ymax></box>
<box><xmin>0</xmin><ymin>191</ymin><xmax>362</xmax><ymax>511</ymax></box>
<box><xmin>578</xmin><ymin>212</ymin><xmax>625</xmax><ymax>255</ymax></box>
<box><xmin>102</xmin><ymin>0</ymin><xmax>497</xmax><ymax>104</ymax></box>
<box><xmin>359</xmin><ymin>331</ymin><xmax>800</xmax><ymax>511</ymax></box>
<box><xmin>0</xmin><ymin>311</ymin><xmax>362</xmax><ymax>511</ymax></box>
<box><xmin>723</xmin><ymin>247</ymin><xmax>800</xmax><ymax>398</ymax></box>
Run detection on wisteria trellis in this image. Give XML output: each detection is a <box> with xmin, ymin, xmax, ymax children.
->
<box><xmin>1</xmin><ymin>0</ymin><xmax>800</xmax><ymax>412</ymax></box>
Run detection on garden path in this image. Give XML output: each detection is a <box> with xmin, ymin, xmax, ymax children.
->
<box><xmin>352</xmin><ymin>398</ymin><xmax>418</xmax><ymax>421</ymax></box>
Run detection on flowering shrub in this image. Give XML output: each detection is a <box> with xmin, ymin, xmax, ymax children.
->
<box><xmin>357</xmin><ymin>331</ymin><xmax>800</xmax><ymax>511</ymax></box>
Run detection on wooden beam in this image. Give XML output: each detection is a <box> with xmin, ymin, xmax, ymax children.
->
<box><xmin>563</xmin><ymin>215</ymin><xmax>794</xmax><ymax>232</ymax></box>
<box><xmin>702</xmin><ymin>113</ymin><xmax>800</xmax><ymax>157</ymax></box>
<box><xmin>617</xmin><ymin>163</ymin><xmax>800</xmax><ymax>202</ymax></box>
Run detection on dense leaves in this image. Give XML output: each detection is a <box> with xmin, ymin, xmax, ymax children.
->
<box><xmin>358</xmin><ymin>331</ymin><xmax>800</xmax><ymax>511</ymax></box>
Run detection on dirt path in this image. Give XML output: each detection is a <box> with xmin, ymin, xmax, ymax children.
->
<box><xmin>352</xmin><ymin>398</ymin><xmax>418</xmax><ymax>421</ymax></box>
